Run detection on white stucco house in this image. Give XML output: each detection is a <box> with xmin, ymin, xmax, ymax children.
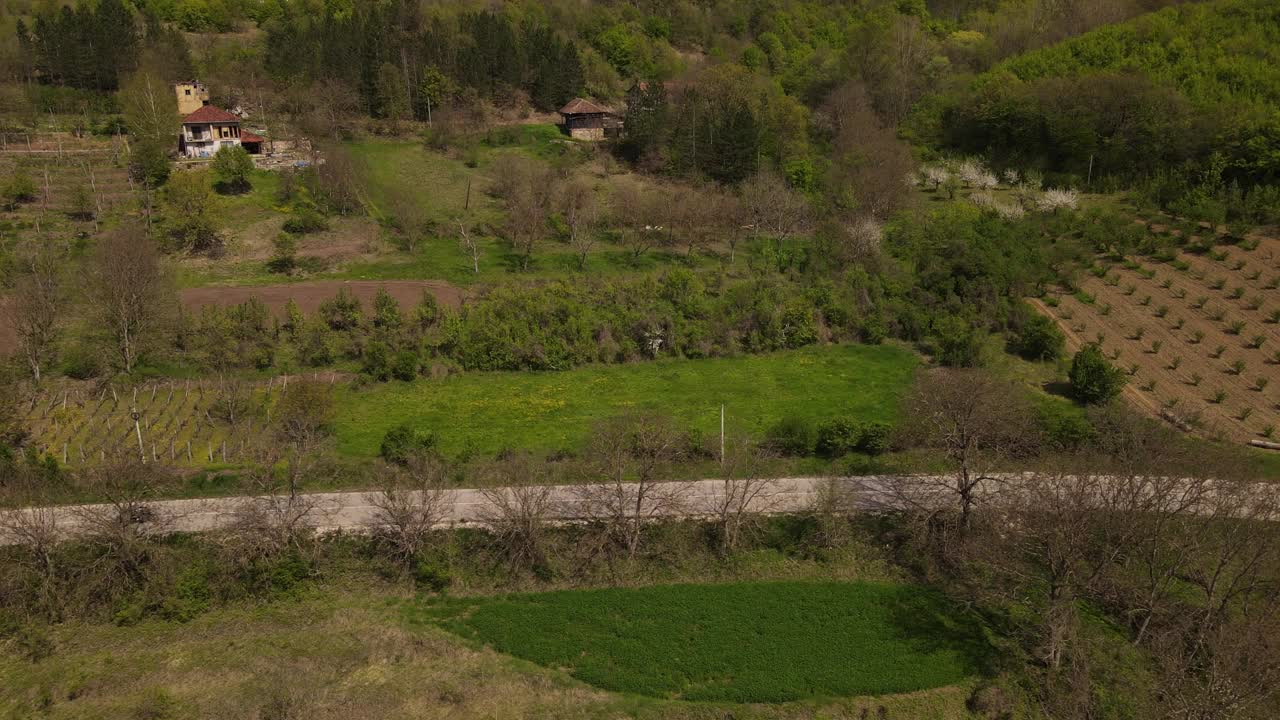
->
<box><xmin>179</xmin><ymin>104</ymin><xmax>263</xmax><ymax>159</ymax></box>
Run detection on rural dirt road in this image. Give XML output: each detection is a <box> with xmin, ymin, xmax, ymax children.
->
<box><xmin>0</xmin><ymin>476</ymin><xmax>905</xmax><ymax>544</ymax></box>
<box><xmin>4</xmin><ymin>473</ymin><xmax>1274</xmax><ymax>545</ymax></box>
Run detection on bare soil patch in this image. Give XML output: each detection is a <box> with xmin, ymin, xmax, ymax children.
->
<box><xmin>180</xmin><ymin>279</ymin><xmax>464</xmax><ymax>316</ymax></box>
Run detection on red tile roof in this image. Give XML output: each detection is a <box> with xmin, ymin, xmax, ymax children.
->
<box><xmin>240</xmin><ymin>131</ymin><xmax>264</xmax><ymax>143</ymax></box>
<box><xmin>182</xmin><ymin>105</ymin><xmax>239</xmax><ymax>124</ymax></box>
<box><xmin>559</xmin><ymin>98</ymin><xmax>608</xmax><ymax>115</ymax></box>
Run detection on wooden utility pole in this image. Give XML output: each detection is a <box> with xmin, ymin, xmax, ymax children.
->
<box><xmin>131</xmin><ymin>409</ymin><xmax>145</xmax><ymax>463</ymax></box>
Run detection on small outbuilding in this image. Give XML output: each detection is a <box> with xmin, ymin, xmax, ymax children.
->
<box><xmin>558</xmin><ymin>98</ymin><xmax>621</xmax><ymax>141</ymax></box>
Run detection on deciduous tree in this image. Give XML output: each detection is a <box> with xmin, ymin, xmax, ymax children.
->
<box><xmin>7</xmin><ymin>251</ymin><xmax>62</xmax><ymax>383</ymax></box>
<box><xmin>85</xmin><ymin>226</ymin><xmax>174</xmax><ymax>374</ymax></box>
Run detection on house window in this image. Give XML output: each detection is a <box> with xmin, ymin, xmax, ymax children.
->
<box><xmin>184</xmin><ymin>89</ymin><xmax>191</xmax><ymax>96</ymax></box>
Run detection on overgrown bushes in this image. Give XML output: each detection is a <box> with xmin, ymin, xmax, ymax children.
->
<box><xmin>767</xmin><ymin>416</ymin><xmax>892</xmax><ymax>458</ymax></box>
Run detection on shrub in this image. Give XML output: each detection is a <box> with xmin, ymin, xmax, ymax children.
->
<box><xmin>211</xmin><ymin>144</ymin><xmax>254</xmax><ymax>193</ymax></box>
<box><xmin>1036</xmin><ymin>402</ymin><xmax>1094</xmax><ymax>450</ymax></box>
<box><xmin>282</xmin><ymin>209</ymin><xmax>329</xmax><ymax>234</ymax></box>
<box><xmin>61</xmin><ymin>344</ymin><xmax>104</xmax><ymax>379</ymax></box>
<box><xmin>266</xmin><ymin>233</ymin><xmax>297</xmax><ymax>274</ymax></box>
<box><xmin>933</xmin><ymin>315</ymin><xmax>985</xmax><ymax>367</ymax></box>
<box><xmin>815</xmin><ymin>419</ymin><xmax>860</xmax><ymax>458</ymax></box>
<box><xmin>379</xmin><ymin>423</ymin><xmax>439</xmax><ymax>465</ymax></box>
<box><xmin>318</xmin><ymin>288</ymin><xmax>361</xmax><ymax>330</ymax></box>
<box><xmin>1068</xmin><ymin>344</ymin><xmax>1125</xmax><ymax>404</ymax></box>
<box><xmin>2</xmin><ymin>169</ymin><xmax>37</xmax><ymax>208</ymax></box>
<box><xmin>362</xmin><ymin>341</ymin><xmax>392</xmax><ymax>381</ymax></box>
<box><xmin>765</xmin><ymin>415</ymin><xmax>816</xmax><ymax>456</ymax></box>
<box><xmin>391</xmin><ymin>350</ymin><xmax>420</xmax><ymax>381</ymax></box>
<box><xmin>1010</xmin><ymin>313</ymin><xmax>1064</xmax><ymax>361</ymax></box>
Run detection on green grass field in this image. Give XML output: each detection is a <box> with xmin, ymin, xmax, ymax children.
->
<box><xmin>415</xmin><ymin>581</ymin><xmax>992</xmax><ymax>702</ymax></box>
<box><xmin>334</xmin><ymin>343</ymin><xmax>918</xmax><ymax>457</ymax></box>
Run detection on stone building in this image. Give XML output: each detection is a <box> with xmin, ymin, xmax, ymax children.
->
<box><xmin>558</xmin><ymin>98</ymin><xmax>622</xmax><ymax>141</ymax></box>
<box><xmin>175</xmin><ymin>81</ymin><xmax>210</xmax><ymax>116</ymax></box>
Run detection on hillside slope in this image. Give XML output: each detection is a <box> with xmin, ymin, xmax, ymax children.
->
<box><xmin>918</xmin><ymin>0</ymin><xmax>1280</xmax><ymax>186</ymax></box>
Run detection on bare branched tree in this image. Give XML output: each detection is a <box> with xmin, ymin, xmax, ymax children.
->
<box><xmin>6</xmin><ymin>250</ymin><xmax>62</xmax><ymax>383</ymax></box>
<box><xmin>84</xmin><ymin>225</ymin><xmax>174</xmax><ymax>374</ymax></box>
<box><xmin>572</xmin><ymin>412</ymin><xmax>689</xmax><ymax>562</ymax></box>
<box><xmin>0</xmin><ymin>505</ymin><xmax>64</xmax><ymax>619</ymax></box>
<box><xmin>611</xmin><ymin>182</ymin><xmax>670</xmax><ymax>262</ymax></box>
<box><xmin>703</xmin><ymin>439</ymin><xmax>778</xmax><ymax>554</ymax></box>
<box><xmin>456</xmin><ymin>216</ymin><xmax>480</xmax><ymax>274</ymax></box>
<box><xmin>739</xmin><ymin>169</ymin><xmax>811</xmax><ymax>270</ymax></box>
<box><xmin>493</xmin><ymin>156</ymin><xmax>556</xmax><ymax>270</ymax></box>
<box><xmin>559</xmin><ymin>177</ymin><xmax>600</xmax><ymax>270</ymax></box>
<box><xmin>226</xmin><ymin>450</ymin><xmax>323</xmax><ymax>564</ymax></box>
<box><xmin>71</xmin><ymin>459</ymin><xmax>175</xmax><ymax>602</ymax></box>
<box><xmin>887</xmin><ymin>368</ymin><xmax>1039</xmax><ymax>537</ymax></box>
<box><xmin>366</xmin><ymin>454</ymin><xmax>454</xmax><ymax>568</ymax></box>
<box><xmin>478</xmin><ymin>453</ymin><xmax>555</xmax><ymax>573</ymax></box>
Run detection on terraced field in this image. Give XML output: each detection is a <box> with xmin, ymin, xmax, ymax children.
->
<box><xmin>0</xmin><ymin>133</ymin><xmax>134</xmax><ymax>220</ymax></box>
<box><xmin>1036</xmin><ymin>233</ymin><xmax>1280</xmax><ymax>442</ymax></box>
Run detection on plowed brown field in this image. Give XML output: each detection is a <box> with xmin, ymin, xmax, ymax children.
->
<box><xmin>1035</xmin><ymin>235</ymin><xmax>1280</xmax><ymax>443</ymax></box>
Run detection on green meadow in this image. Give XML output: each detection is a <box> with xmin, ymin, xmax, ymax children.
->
<box><xmin>333</xmin><ymin>343</ymin><xmax>918</xmax><ymax>457</ymax></box>
<box><xmin>415</xmin><ymin>581</ymin><xmax>992</xmax><ymax>702</ymax></box>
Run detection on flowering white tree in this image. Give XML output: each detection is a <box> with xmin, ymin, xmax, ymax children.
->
<box><xmin>1002</xmin><ymin>168</ymin><xmax>1020</xmax><ymax>186</ymax></box>
<box><xmin>1038</xmin><ymin>188</ymin><xmax>1080</xmax><ymax>213</ymax></box>
<box><xmin>995</xmin><ymin>202</ymin><xmax>1026</xmax><ymax>220</ymax></box>
<box><xmin>923</xmin><ymin>165</ymin><xmax>950</xmax><ymax>191</ymax></box>
<box><xmin>958</xmin><ymin>159</ymin><xmax>989</xmax><ymax>187</ymax></box>
<box><xmin>969</xmin><ymin>192</ymin><xmax>997</xmax><ymax>210</ymax></box>
<box><xmin>974</xmin><ymin>170</ymin><xmax>998</xmax><ymax>190</ymax></box>
<box><xmin>848</xmin><ymin>216</ymin><xmax>883</xmax><ymax>253</ymax></box>
<box><xmin>904</xmin><ymin>170</ymin><xmax>921</xmax><ymax>188</ymax></box>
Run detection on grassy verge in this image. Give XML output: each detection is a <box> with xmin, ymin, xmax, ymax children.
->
<box><xmin>415</xmin><ymin>580</ymin><xmax>992</xmax><ymax>702</ymax></box>
<box><xmin>334</xmin><ymin>343</ymin><xmax>919</xmax><ymax>457</ymax></box>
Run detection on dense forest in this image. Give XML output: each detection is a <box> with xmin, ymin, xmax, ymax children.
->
<box><xmin>916</xmin><ymin>0</ymin><xmax>1280</xmax><ymax>222</ymax></box>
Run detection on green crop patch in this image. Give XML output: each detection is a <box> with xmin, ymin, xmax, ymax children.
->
<box><xmin>334</xmin><ymin>343</ymin><xmax>917</xmax><ymax>457</ymax></box>
<box><xmin>412</xmin><ymin>581</ymin><xmax>992</xmax><ymax>703</ymax></box>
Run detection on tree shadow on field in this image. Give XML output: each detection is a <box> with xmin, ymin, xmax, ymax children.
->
<box><xmin>884</xmin><ymin>586</ymin><xmax>997</xmax><ymax>676</ymax></box>
<box><xmin>1042</xmin><ymin>379</ymin><xmax>1075</xmax><ymax>400</ymax></box>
